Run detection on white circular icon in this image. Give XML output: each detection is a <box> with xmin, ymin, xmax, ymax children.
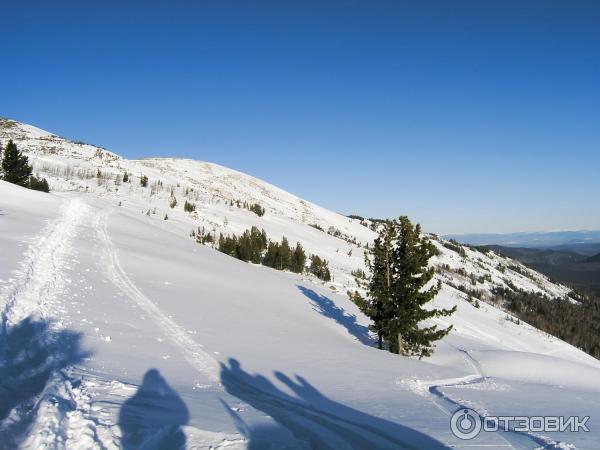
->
<box><xmin>450</xmin><ymin>408</ymin><xmax>482</xmax><ymax>440</ymax></box>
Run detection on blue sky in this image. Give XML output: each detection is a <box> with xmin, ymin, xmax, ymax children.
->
<box><xmin>2</xmin><ymin>1</ymin><xmax>599</xmax><ymax>234</ymax></box>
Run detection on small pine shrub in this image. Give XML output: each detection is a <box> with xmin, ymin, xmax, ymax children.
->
<box><xmin>249</xmin><ymin>203</ymin><xmax>266</xmax><ymax>217</ymax></box>
<box><xmin>184</xmin><ymin>200</ymin><xmax>196</xmax><ymax>212</ymax></box>
<box><xmin>28</xmin><ymin>175</ymin><xmax>50</xmax><ymax>193</ymax></box>
<box><xmin>309</xmin><ymin>255</ymin><xmax>331</xmax><ymax>281</ymax></box>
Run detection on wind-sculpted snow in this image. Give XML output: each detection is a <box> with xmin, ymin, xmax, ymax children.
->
<box><xmin>1</xmin><ymin>119</ymin><xmax>600</xmax><ymax>448</ymax></box>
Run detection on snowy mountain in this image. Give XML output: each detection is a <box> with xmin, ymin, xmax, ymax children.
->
<box><xmin>1</xmin><ymin>117</ymin><xmax>599</xmax><ymax>449</ymax></box>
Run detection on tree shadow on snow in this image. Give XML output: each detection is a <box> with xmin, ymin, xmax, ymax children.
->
<box><xmin>119</xmin><ymin>369</ymin><xmax>189</xmax><ymax>450</ymax></box>
<box><xmin>297</xmin><ymin>285</ymin><xmax>374</xmax><ymax>346</ymax></box>
<box><xmin>220</xmin><ymin>358</ymin><xmax>450</xmax><ymax>449</ymax></box>
<box><xmin>0</xmin><ymin>316</ymin><xmax>89</xmax><ymax>446</ymax></box>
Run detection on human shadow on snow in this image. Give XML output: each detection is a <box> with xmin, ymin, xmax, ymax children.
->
<box><xmin>297</xmin><ymin>285</ymin><xmax>374</xmax><ymax>346</ymax></box>
<box><xmin>119</xmin><ymin>369</ymin><xmax>190</xmax><ymax>450</ymax></box>
<box><xmin>0</xmin><ymin>316</ymin><xmax>89</xmax><ymax>447</ymax></box>
<box><xmin>220</xmin><ymin>358</ymin><xmax>450</xmax><ymax>449</ymax></box>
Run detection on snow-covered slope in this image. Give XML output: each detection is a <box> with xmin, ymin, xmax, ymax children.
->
<box><xmin>0</xmin><ymin>118</ymin><xmax>573</xmax><ymax>302</ymax></box>
<box><xmin>1</xmin><ymin>118</ymin><xmax>599</xmax><ymax>449</ymax></box>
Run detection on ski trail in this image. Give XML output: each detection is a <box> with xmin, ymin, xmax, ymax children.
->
<box><xmin>96</xmin><ymin>211</ymin><xmax>221</xmax><ymax>383</ymax></box>
<box><xmin>0</xmin><ymin>197</ymin><xmax>116</xmax><ymax>449</ymax></box>
<box><xmin>1</xmin><ymin>198</ymin><xmax>88</xmax><ymax>330</ymax></box>
<box><xmin>422</xmin><ymin>347</ymin><xmax>571</xmax><ymax>449</ymax></box>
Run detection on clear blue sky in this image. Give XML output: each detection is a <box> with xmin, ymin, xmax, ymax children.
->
<box><xmin>2</xmin><ymin>1</ymin><xmax>599</xmax><ymax>234</ymax></box>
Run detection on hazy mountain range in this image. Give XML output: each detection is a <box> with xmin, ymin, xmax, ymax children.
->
<box><xmin>445</xmin><ymin>230</ymin><xmax>600</xmax><ymax>251</ymax></box>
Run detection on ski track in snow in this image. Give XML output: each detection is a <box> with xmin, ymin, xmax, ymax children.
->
<box><xmin>1</xmin><ymin>197</ymin><xmax>225</xmax><ymax>448</ymax></box>
<box><xmin>1</xmin><ymin>198</ymin><xmax>86</xmax><ymax>329</ymax></box>
<box><xmin>96</xmin><ymin>210</ymin><xmax>221</xmax><ymax>384</ymax></box>
<box><xmin>0</xmin><ymin>198</ymin><xmax>117</xmax><ymax>449</ymax></box>
<box><xmin>419</xmin><ymin>347</ymin><xmax>574</xmax><ymax>449</ymax></box>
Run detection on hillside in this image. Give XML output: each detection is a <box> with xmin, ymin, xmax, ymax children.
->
<box><xmin>483</xmin><ymin>245</ymin><xmax>600</xmax><ymax>296</ymax></box>
<box><xmin>585</xmin><ymin>253</ymin><xmax>600</xmax><ymax>263</ymax></box>
<box><xmin>2</xmin><ymin>118</ymin><xmax>600</xmax><ymax>449</ymax></box>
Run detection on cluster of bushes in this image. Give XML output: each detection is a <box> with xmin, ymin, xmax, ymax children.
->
<box><xmin>229</xmin><ymin>199</ymin><xmax>266</xmax><ymax>217</ymax></box>
<box><xmin>327</xmin><ymin>226</ymin><xmax>360</xmax><ymax>247</ymax></box>
<box><xmin>215</xmin><ymin>226</ymin><xmax>331</xmax><ymax>280</ymax></box>
<box><xmin>476</xmin><ymin>273</ymin><xmax>493</xmax><ymax>284</ymax></box>
<box><xmin>191</xmin><ymin>226</ymin><xmax>215</xmax><ymax>244</ymax></box>
<box><xmin>0</xmin><ymin>140</ymin><xmax>50</xmax><ymax>192</ymax></box>
<box><xmin>28</xmin><ymin>175</ymin><xmax>50</xmax><ymax>192</ymax></box>
<box><xmin>436</xmin><ymin>264</ymin><xmax>492</xmax><ymax>287</ymax></box>
<box><xmin>507</xmin><ymin>263</ymin><xmax>535</xmax><ymax>281</ymax></box>
<box><xmin>442</xmin><ymin>239</ymin><xmax>467</xmax><ymax>258</ymax></box>
<box><xmin>309</xmin><ymin>222</ymin><xmax>363</xmax><ymax>249</ymax></box>
<box><xmin>447</xmin><ymin>281</ymin><xmax>485</xmax><ymax>306</ymax></box>
<box><xmin>218</xmin><ymin>226</ymin><xmax>269</xmax><ymax>264</ymax></box>
<box><xmin>492</xmin><ymin>287</ymin><xmax>600</xmax><ymax>358</ymax></box>
<box><xmin>248</xmin><ymin>203</ymin><xmax>265</xmax><ymax>216</ymax></box>
<box><xmin>184</xmin><ymin>200</ymin><xmax>196</xmax><ymax>212</ymax></box>
<box><xmin>347</xmin><ymin>214</ymin><xmax>389</xmax><ymax>232</ymax></box>
<box><xmin>351</xmin><ymin>268</ymin><xmax>367</xmax><ymax>280</ymax></box>
<box><xmin>264</xmin><ymin>239</ymin><xmax>307</xmax><ymax>272</ymax></box>
<box><xmin>308</xmin><ymin>255</ymin><xmax>331</xmax><ymax>281</ymax></box>
<box><xmin>347</xmin><ymin>214</ymin><xmax>370</xmax><ymax>228</ymax></box>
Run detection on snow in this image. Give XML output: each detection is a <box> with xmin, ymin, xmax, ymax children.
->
<box><xmin>2</xmin><ymin>119</ymin><xmax>600</xmax><ymax>449</ymax></box>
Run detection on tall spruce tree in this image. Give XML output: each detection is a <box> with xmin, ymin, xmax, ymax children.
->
<box><xmin>353</xmin><ymin>216</ymin><xmax>456</xmax><ymax>357</ymax></box>
<box><xmin>387</xmin><ymin>216</ymin><xmax>456</xmax><ymax>357</ymax></box>
<box><xmin>291</xmin><ymin>242</ymin><xmax>307</xmax><ymax>273</ymax></box>
<box><xmin>352</xmin><ymin>220</ymin><xmax>396</xmax><ymax>349</ymax></box>
<box><xmin>1</xmin><ymin>140</ymin><xmax>32</xmax><ymax>186</ymax></box>
<box><xmin>279</xmin><ymin>237</ymin><xmax>292</xmax><ymax>270</ymax></box>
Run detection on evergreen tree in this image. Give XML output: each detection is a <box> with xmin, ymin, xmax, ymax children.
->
<box><xmin>140</xmin><ymin>175</ymin><xmax>148</xmax><ymax>187</ymax></box>
<box><xmin>123</xmin><ymin>172</ymin><xmax>129</xmax><ymax>183</ymax></box>
<box><xmin>290</xmin><ymin>242</ymin><xmax>307</xmax><ymax>273</ymax></box>
<box><xmin>309</xmin><ymin>255</ymin><xmax>331</xmax><ymax>281</ymax></box>
<box><xmin>279</xmin><ymin>237</ymin><xmax>292</xmax><ymax>270</ymax></box>
<box><xmin>354</xmin><ymin>216</ymin><xmax>456</xmax><ymax>357</ymax></box>
<box><xmin>262</xmin><ymin>242</ymin><xmax>280</xmax><ymax>268</ymax></box>
<box><xmin>351</xmin><ymin>220</ymin><xmax>396</xmax><ymax>349</ymax></box>
<box><xmin>1</xmin><ymin>140</ymin><xmax>32</xmax><ymax>186</ymax></box>
<box><xmin>218</xmin><ymin>233</ymin><xmax>238</xmax><ymax>256</ymax></box>
<box><xmin>28</xmin><ymin>175</ymin><xmax>50</xmax><ymax>192</ymax></box>
<box><xmin>184</xmin><ymin>200</ymin><xmax>196</xmax><ymax>212</ymax></box>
